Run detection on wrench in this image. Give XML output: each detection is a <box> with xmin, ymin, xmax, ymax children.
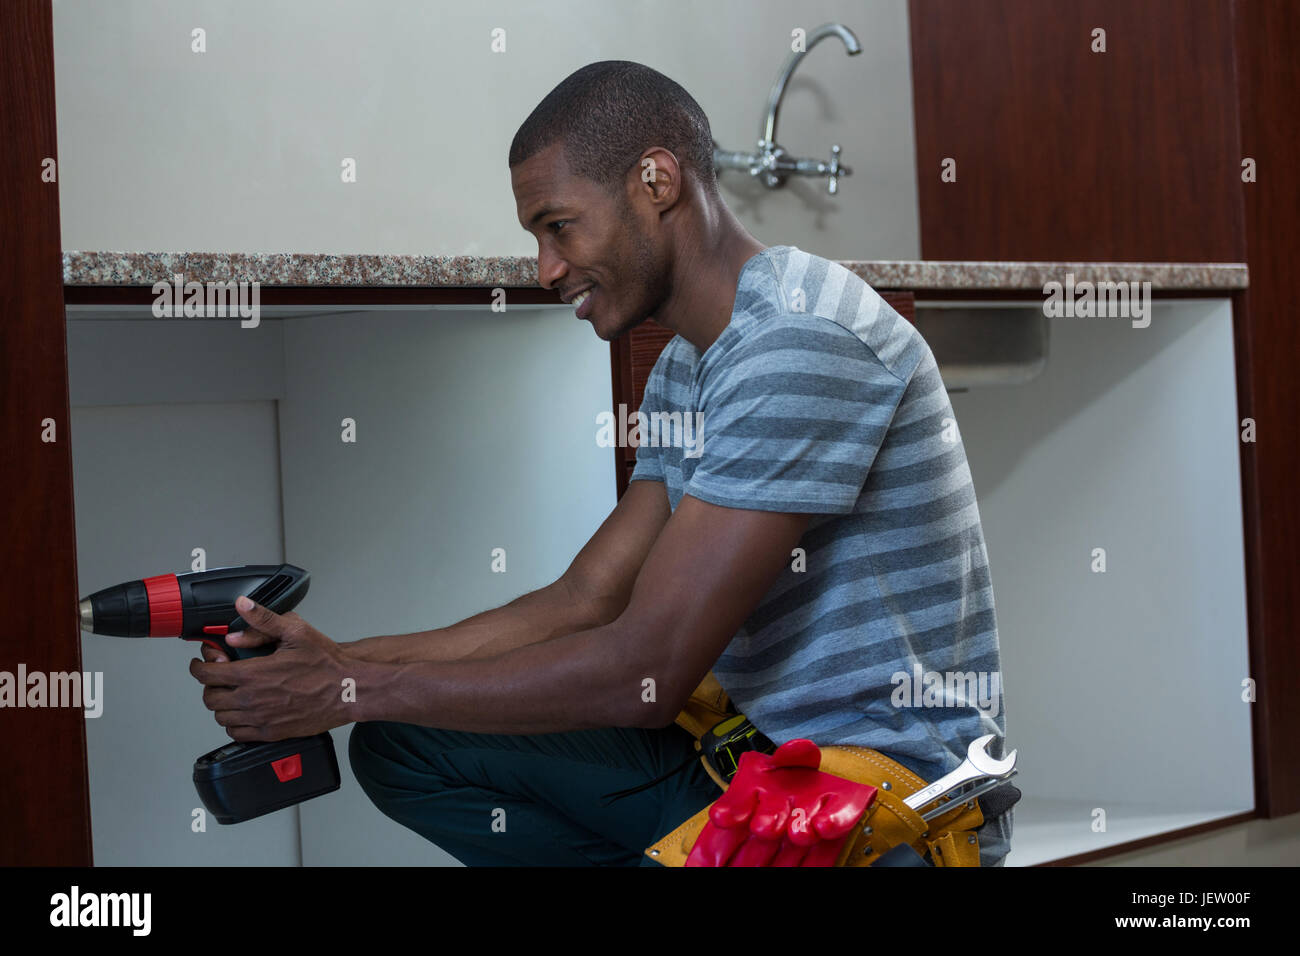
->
<box><xmin>920</xmin><ymin>770</ymin><xmax>1018</xmax><ymax>822</ymax></box>
<box><xmin>904</xmin><ymin>734</ymin><xmax>1017</xmax><ymax>815</ymax></box>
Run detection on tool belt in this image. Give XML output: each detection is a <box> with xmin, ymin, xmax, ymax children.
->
<box><xmin>645</xmin><ymin>673</ymin><xmax>984</xmax><ymax>867</ymax></box>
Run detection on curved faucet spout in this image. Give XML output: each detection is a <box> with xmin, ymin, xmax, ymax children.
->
<box><xmin>760</xmin><ymin>23</ymin><xmax>862</xmax><ymax>148</ymax></box>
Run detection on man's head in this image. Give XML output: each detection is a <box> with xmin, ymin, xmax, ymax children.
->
<box><xmin>510</xmin><ymin>60</ymin><xmax>720</xmax><ymax>340</ymax></box>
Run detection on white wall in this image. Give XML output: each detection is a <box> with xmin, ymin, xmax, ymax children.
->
<box><xmin>51</xmin><ymin>0</ymin><xmax>919</xmax><ymax>260</ymax></box>
<box><xmin>275</xmin><ymin>306</ymin><xmax>615</xmax><ymax>865</ymax></box>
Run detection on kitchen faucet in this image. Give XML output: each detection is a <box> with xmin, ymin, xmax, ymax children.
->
<box><xmin>713</xmin><ymin>23</ymin><xmax>862</xmax><ymax>194</ymax></box>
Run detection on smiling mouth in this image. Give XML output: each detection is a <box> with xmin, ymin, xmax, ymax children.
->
<box><xmin>572</xmin><ymin>287</ymin><xmax>595</xmax><ymax>319</ymax></box>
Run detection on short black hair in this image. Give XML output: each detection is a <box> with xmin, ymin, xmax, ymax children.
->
<box><xmin>509</xmin><ymin>60</ymin><xmax>719</xmax><ymax>201</ymax></box>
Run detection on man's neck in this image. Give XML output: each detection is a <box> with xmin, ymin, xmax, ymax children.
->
<box><xmin>650</xmin><ymin>217</ymin><xmax>767</xmax><ymax>355</ymax></box>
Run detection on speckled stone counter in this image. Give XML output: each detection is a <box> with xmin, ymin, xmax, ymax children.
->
<box><xmin>62</xmin><ymin>251</ymin><xmax>1248</xmax><ymax>291</ymax></box>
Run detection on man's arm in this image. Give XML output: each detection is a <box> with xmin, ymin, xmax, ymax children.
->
<box><xmin>335</xmin><ymin>479</ymin><xmax>672</xmax><ymax>665</ymax></box>
<box><xmin>337</xmin><ymin>495</ymin><xmax>810</xmax><ymax>734</ymax></box>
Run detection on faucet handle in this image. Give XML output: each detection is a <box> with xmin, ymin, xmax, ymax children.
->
<box><xmin>827</xmin><ymin>144</ymin><xmax>850</xmax><ymax>195</ymax></box>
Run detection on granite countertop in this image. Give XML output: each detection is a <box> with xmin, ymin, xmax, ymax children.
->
<box><xmin>62</xmin><ymin>252</ymin><xmax>1248</xmax><ymax>291</ymax></box>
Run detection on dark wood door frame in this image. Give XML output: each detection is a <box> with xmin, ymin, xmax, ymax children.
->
<box><xmin>1</xmin><ymin>0</ymin><xmax>93</xmax><ymax>865</ymax></box>
<box><xmin>1230</xmin><ymin>0</ymin><xmax>1300</xmax><ymax>819</ymax></box>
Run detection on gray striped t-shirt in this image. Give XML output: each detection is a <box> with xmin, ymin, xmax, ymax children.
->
<box><xmin>630</xmin><ymin>245</ymin><xmax>1013</xmax><ymax>865</ymax></box>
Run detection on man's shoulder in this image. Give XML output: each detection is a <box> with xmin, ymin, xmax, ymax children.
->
<box><xmin>642</xmin><ymin>330</ymin><xmax>695</xmax><ymax>385</ymax></box>
<box><xmin>751</xmin><ymin>246</ymin><xmax>924</xmax><ymax>381</ymax></box>
<box><xmin>738</xmin><ymin>308</ymin><xmax>864</xmax><ymax>341</ymax></box>
<box><xmin>724</xmin><ymin>309</ymin><xmax>907</xmax><ymax>386</ymax></box>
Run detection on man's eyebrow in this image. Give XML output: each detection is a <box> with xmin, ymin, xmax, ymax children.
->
<box><xmin>525</xmin><ymin>204</ymin><xmax>562</xmax><ymax>229</ymax></box>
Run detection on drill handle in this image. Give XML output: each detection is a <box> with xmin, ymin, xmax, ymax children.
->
<box><xmin>183</xmin><ymin>562</ymin><xmax>311</xmax><ymax>660</ymax></box>
<box><xmin>186</xmin><ymin>633</ymin><xmax>276</xmax><ymax>661</ymax></box>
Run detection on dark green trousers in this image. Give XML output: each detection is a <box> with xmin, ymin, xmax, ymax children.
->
<box><xmin>348</xmin><ymin>720</ymin><xmax>719</xmax><ymax>866</ymax></box>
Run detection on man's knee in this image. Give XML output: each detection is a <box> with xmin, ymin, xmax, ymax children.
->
<box><xmin>348</xmin><ymin>720</ymin><xmax>411</xmax><ymax>796</ymax></box>
<box><xmin>349</xmin><ymin>720</ymin><xmax>467</xmax><ymax>795</ymax></box>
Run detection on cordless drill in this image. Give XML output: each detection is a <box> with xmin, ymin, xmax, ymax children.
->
<box><xmin>80</xmin><ymin>563</ymin><xmax>341</xmax><ymax>823</ymax></box>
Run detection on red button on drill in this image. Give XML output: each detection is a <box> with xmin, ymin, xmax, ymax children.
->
<box><xmin>271</xmin><ymin>754</ymin><xmax>302</xmax><ymax>782</ymax></box>
<box><xmin>202</xmin><ymin>625</ymin><xmax>229</xmax><ymax>635</ymax></box>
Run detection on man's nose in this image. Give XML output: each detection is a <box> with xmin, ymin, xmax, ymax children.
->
<box><xmin>536</xmin><ymin>248</ymin><xmax>566</xmax><ymax>291</ymax></box>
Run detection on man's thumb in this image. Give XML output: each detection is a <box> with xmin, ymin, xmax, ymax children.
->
<box><xmin>235</xmin><ymin>595</ymin><xmax>284</xmax><ymax>635</ymax></box>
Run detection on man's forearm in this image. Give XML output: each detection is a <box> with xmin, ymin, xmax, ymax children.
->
<box><xmin>338</xmin><ymin>578</ymin><xmax>607</xmax><ymax>665</ymax></box>
<box><xmin>346</xmin><ymin>617</ymin><xmax>665</xmax><ymax>733</ymax></box>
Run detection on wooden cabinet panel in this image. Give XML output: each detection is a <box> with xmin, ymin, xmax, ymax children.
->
<box><xmin>908</xmin><ymin>0</ymin><xmax>1243</xmax><ymax>262</ymax></box>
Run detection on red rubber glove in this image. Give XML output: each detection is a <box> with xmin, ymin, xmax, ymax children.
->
<box><xmin>684</xmin><ymin>739</ymin><xmax>877</xmax><ymax>866</ymax></box>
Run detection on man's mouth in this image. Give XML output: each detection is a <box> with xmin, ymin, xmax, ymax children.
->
<box><xmin>573</xmin><ymin>287</ymin><xmax>595</xmax><ymax>319</ymax></box>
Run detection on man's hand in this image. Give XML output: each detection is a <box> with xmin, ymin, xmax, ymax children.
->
<box><xmin>685</xmin><ymin>739</ymin><xmax>877</xmax><ymax>867</ymax></box>
<box><xmin>188</xmin><ymin>595</ymin><xmax>351</xmax><ymax>742</ymax></box>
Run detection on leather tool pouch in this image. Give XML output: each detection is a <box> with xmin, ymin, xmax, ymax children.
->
<box><xmin>672</xmin><ymin>671</ymin><xmax>734</xmax><ymax>740</ymax></box>
<box><xmin>671</xmin><ymin>671</ymin><xmax>739</xmax><ymax>790</ymax></box>
<box><xmin>649</xmin><ymin>674</ymin><xmax>985</xmax><ymax>867</ymax></box>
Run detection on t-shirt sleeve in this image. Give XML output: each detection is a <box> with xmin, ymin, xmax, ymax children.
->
<box><xmin>627</xmin><ymin>348</ymin><xmax>668</xmax><ymax>485</ymax></box>
<box><xmin>684</xmin><ymin>316</ymin><xmax>909</xmax><ymax>513</ymax></box>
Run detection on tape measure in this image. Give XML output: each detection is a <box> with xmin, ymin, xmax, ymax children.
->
<box><xmin>698</xmin><ymin>714</ymin><xmax>776</xmax><ymax>783</ymax></box>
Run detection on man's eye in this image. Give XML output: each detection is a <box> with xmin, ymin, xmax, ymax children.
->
<box><xmin>550</xmin><ymin>220</ymin><xmax>569</xmax><ymax>233</ymax></box>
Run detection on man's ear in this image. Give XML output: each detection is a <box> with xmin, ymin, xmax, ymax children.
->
<box><xmin>634</xmin><ymin>146</ymin><xmax>682</xmax><ymax>209</ymax></box>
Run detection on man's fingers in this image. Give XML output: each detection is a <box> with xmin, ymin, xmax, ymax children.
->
<box><xmin>199</xmin><ymin>643</ymin><xmax>227</xmax><ymax>663</ymax></box>
<box><xmin>226</xmin><ymin>627</ymin><xmax>276</xmax><ymax>649</ymax></box>
<box><xmin>203</xmin><ymin>687</ymin><xmax>238</xmax><ymax>711</ymax></box>
<box><xmin>234</xmin><ymin>596</ymin><xmax>289</xmax><ymax>638</ymax></box>
<box><xmin>189</xmin><ymin>657</ymin><xmax>245</xmax><ymax>686</ymax></box>
<box><xmin>223</xmin><ymin>724</ymin><xmax>265</xmax><ymax>743</ymax></box>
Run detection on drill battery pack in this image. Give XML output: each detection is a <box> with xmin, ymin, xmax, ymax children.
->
<box><xmin>193</xmin><ymin>731</ymin><xmax>341</xmax><ymax>825</ymax></box>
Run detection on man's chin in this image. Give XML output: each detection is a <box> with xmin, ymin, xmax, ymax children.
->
<box><xmin>592</xmin><ymin>314</ymin><xmax>646</xmax><ymax>342</ymax></box>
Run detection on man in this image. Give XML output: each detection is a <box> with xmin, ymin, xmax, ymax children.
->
<box><xmin>190</xmin><ymin>60</ymin><xmax>1012</xmax><ymax>866</ymax></box>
